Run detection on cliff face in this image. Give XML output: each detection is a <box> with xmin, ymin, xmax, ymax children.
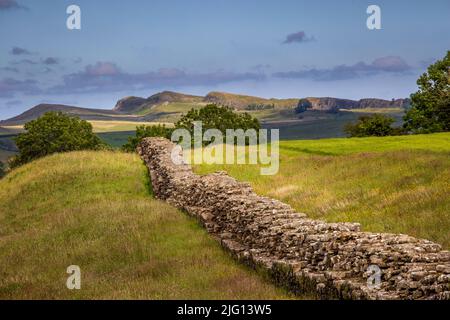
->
<box><xmin>204</xmin><ymin>91</ymin><xmax>298</xmax><ymax>109</ymax></box>
<box><xmin>303</xmin><ymin>97</ymin><xmax>410</xmax><ymax>113</ymax></box>
<box><xmin>2</xmin><ymin>91</ymin><xmax>411</xmax><ymax>125</ymax></box>
<box><xmin>113</xmin><ymin>97</ymin><xmax>148</xmax><ymax>114</ymax></box>
<box><xmin>204</xmin><ymin>93</ymin><xmax>409</xmax><ymax>112</ymax></box>
<box><xmin>113</xmin><ymin>91</ymin><xmax>203</xmax><ymax>114</ymax></box>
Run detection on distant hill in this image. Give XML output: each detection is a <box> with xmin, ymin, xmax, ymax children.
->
<box><xmin>0</xmin><ymin>104</ymin><xmax>141</xmax><ymax>126</ymax></box>
<box><xmin>0</xmin><ymin>90</ymin><xmax>409</xmax><ymax>125</ymax></box>
<box><xmin>114</xmin><ymin>91</ymin><xmax>203</xmax><ymax>114</ymax></box>
<box><xmin>113</xmin><ymin>97</ymin><xmax>148</xmax><ymax>114</ymax></box>
<box><xmin>204</xmin><ymin>91</ymin><xmax>299</xmax><ymax>109</ymax></box>
<box><xmin>304</xmin><ymin>97</ymin><xmax>410</xmax><ymax>113</ymax></box>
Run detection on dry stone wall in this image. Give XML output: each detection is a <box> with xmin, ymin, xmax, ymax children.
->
<box><xmin>138</xmin><ymin>137</ymin><xmax>450</xmax><ymax>300</ymax></box>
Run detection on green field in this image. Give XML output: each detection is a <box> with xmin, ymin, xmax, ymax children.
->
<box><xmin>261</xmin><ymin>109</ymin><xmax>404</xmax><ymax>140</ymax></box>
<box><xmin>1</xmin><ymin>131</ymin><xmax>448</xmax><ymax>299</ymax></box>
<box><xmin>0</xmin><ymin>107</ymin><xmax>406</xmax><ymax>151</ymax></box>
<box><xmin>195</xmin><ymin>133</ymin><xmax>450</xmax><ymax>248</ymax></box>
<box><xmin>0</xmin><ymin>151</ymin><xmax>293</xmax><ymax>299</ymax></box>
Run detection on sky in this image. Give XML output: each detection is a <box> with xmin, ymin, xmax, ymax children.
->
<box><xmin>0</xmin><ymin>0</ymin><xmax>449</xmax><ymax>120</ymax></box>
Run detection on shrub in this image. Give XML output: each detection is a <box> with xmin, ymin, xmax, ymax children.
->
<box><xmin>124</xmin><ymin>105</ymin><xmax>261</xmax><ymax>151</ymax></box>
<box><xmin>295</xmin><ymin>99</ymin><xmax>312</xmax><ymax>113</ymax></box>
<box><xmin>10</xmin><ymin>112</ymin><xmax>103</xmax><ymax>167</ymax></box>
<box><xmin>0</xmin><ymin>161</ymin><xmax>5</xmax><ymax>178</ymax></box>
<box><xmin>245</xmin><ymin>103</ymin><xmax>275</xmax><ymax>110</ymax></box>
<box><xmin>403</xmin><ymin>51</ymin><xmax>450</xmax><ymax>133</ymax></box>
<box><xmin>344</xmin><ymin>114</ymin><xmax>398</xmax><ymax>137</ymax></box>
<box><xmin>175</xmin><ymin>104</ymin><xmax>260</xmax><ymax>145</ymax></box>
<box><xmin>122</xmin><ymin>124</ymin><xmax>173</xmax><ymax>152</ymax></box>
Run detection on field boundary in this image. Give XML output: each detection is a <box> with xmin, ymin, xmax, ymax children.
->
<box><xmin>138</xmin><ymin>137</ymin><xmax>450</xmax><ymax>300</ymax></box>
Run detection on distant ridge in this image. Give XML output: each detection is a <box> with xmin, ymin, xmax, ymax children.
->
<box><xmin>304</xmin><ymin>97</ymin><xmax>409</xmax><ymax>113</ymax></box>
<box><xmin>114</xmin><ymin>91</ymin><xmax>203</xmax><ymax>114</ymax></box>
<box><xmin>1</xmin><ymin>91</ymin><xmax>409</xmax><ymax>125</ymax></box>
<box><xmin>0</xmin><ymin>104</ymin><xmax>136</xmax><ymax>126</ymax></box>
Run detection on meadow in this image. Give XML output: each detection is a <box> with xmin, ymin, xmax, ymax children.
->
<box><xmin>195</xmin><ymin>133</ymin><xmax>450</xmax><ymax>248</ymax></box>
<box><xmin>0</xmin><ymin>129</ymin><xmax>448</xmax><ymax>299</ymax></box>
<box><xmin>0</xmin><ymin>120</ymin><xmax>171</xmax><ymax>134</ymax></box>
<box><xmin>0</xmin><ymin>151</ymin><xmax>293</xmax><ymax>299</ymax></box>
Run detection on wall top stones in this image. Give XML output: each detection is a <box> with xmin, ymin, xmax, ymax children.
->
<box><xmin>138</xmin><ymin>137</ymin><xmax>450</xmax><ymax>300</ymax></box>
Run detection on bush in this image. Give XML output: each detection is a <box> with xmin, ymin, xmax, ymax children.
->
<box><xmin>245</xmin><ymin>103</ymin><xmax>274</xmax><ymax>111</ymax></box>
<box><xmin>344</xmin><ymin>114</ymin><xmax>399</xmax><ymax>137</ymax></box>
<box><xmin>295</xmin><ymin>99</ymin><xmax>312</xmax><ymax>113</ymax></box>
<box><xmin>175</xmin><ymin>104</ymin><xmax>260</xmax><ymax>144</ymax></box>
<box><xmin>124</xmin><ymin>105</ymin><xmax>260</xmax><ymax>151</ymax></box>
<box><xmin>122</xmin><ymin>124</ymin><xmax>173</xmax><ymax>152</ymax></box>
<box><xmin>11</xmin><ymin>112</ymin><xmax>103</xmax><ymax>167</ymax></box>
<box><xmin>403</xmin><ymin>51</ymin><xmax>450</xmax><ymax>133</ymax></box>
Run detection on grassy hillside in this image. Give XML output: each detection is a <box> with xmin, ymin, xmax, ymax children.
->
<box><xmin>138</xmin><ymin>102</ymin><xmax>207</xmax><ymax>122</ymax></box>
<box><xmin>0</xmin><ymin>151</ymin><xmax>293</xmax><ymax>299</ymax></box>
<box><xmin>195</xmin><ymin>133</ymin><xmax>450</xmax><ymax>248</ymax></box>
<box><xmin>0</xmin><ymin>104</ymin><xmax>140</xmax><ymax>126</ymax></box>
<box><xmin>87</xmin><ymin>120</ymin><xmax>173</xmax><ymax>133</ymax></box>
<box><xmin>205</xmin><ymin>91</ymin><xmax>298</xmax><ymax>110</ymax></box>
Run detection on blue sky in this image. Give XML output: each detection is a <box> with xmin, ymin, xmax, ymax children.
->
<box><xmin>0</xmin><ymin>0</ymin><xmax>449</xmax><ymax>119</ymax></box>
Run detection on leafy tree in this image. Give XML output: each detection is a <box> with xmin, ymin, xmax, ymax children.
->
<box><xmin>344</xmin><ymin>114</ymin><xmax>398</xmax><ymax>137</ymax></box>
<box><xmin>11</xmin><ymin>112</ymin><xmax>103</xmax><ymax>167</ymax></box>
<box><xmin>403</xmin><ymin>51</ymin><xmax>450</xmax><ymax>133</ymax></box>
<box><xmin>245</xmin><ymin>103</ymin><xmax>274</xmax><ymax>110</ymax></box>
<box><xmin>0</xmin><ymin>161</ymin><xmax>5</xmax><ymax>178</ymax></box>
<box><xmin>122</xmin><ymin>124</ymin><xmax>173</xmax><ymax>152</ymax></box>
<box><xmin>295</xmin><ymin>99</ymin><xmax>312</xmax><ymax>113</ymax></box>
<box><xmin>175</xmin><ymin>104</ymin><xmax>260</xmax><ymax>144</ymax></box>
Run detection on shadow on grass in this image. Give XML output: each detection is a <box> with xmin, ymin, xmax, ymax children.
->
<box><xmin>279</xmin><ymin>145</ymin><xmax>336</xmax><ymax>156</ymax></box>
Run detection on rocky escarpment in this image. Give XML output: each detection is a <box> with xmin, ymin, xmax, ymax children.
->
<box><xmin>113</xmin><ymin>96</ymin><xmax>148</xmax><ymax>114</ymax></box>
<box><xmin>302</xmin><ymin>97</ymin><xmax>410</xmax><ymax>113</ymax></box>
<box><xmin>137</xmin><ymin>137</ymin><xmax>449</xmax><ymax>300</ymax></box>
<box><xmin>2</xmin><ymin>91</ymin><xmax>411</xmax><ymax>125</ymax></box>
<box><xmin>113</xmin><ymin>91</ymin><xmax>203</xmax><ymax>114</ymax></box>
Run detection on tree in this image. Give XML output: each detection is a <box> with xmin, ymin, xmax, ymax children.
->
<box><xmin>344</xmin><ymin>114</ymin><xmax>397</xmax><ymax>137</ymax></box>
<box><xmin>295</xmin><ymin>99</ymin><xmax>312</xmax><ymax>113</ymax></box>
<box><xmin>11</xmin><ymin>112</ymin><xmax>103</xmax><ymax>167</ymax></box>
<box><xmin>0</xmin><ymin>161</ymin><xmax>5</xmax><ymax>178</ymax></box>
<box><xmin>403</xmin><ymin>51</ymin><xmax>450</xmax><ymax>133</ymax></box>
<box><xmin>175</xmin><ymin>104</ymin><xmax>260</xmax><ymax>144</ymax></box>
<box><xmin>122</xmin><ymin>124</ymin><xmax>173</xmax><ymax>152</ymax></box>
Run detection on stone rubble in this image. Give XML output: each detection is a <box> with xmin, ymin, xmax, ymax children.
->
<box><xmin>138</xmin><ymin>137</ymin><xmax>450</xmax><ymax>300</ymax></box>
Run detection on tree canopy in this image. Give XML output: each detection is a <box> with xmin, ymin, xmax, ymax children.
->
<box><xmin>344</xmin><ymin>114</ymin><xmax>398</xmax><ymax>137</ymax></box>
<box><xmin>0</xmin><ymin>162</ymin><xmax>5</xmax><ymax>178</ymax></box>
<box><xmin>11</xmin><ymin>112</ymin><xmax>103</xmax><ymax>167</ymax></box>
<box><xmin>175</xmin><ymin>104</ymin><xmax>260</xmax><ymax>144</ymax></box>
<box><xmin>122</xmin><ymin>124</ymin><xmax>173</xmax><ymax>152</ymax></box>
<box><xmin>123</xmin><ymin>104</ymin><xmax>261</xmax><ymax>150</ymax></box>
<box><xmin>403</xmin><ymin>51</ymin><xmax>450</xmax><ymax>133</ymax></box>
<box><xmin>176</xmin><ymin>104</ymin><xmax>260</xmax><ymax>134</ymax></box>
<box><xmin>295</xmin><ymin>99</ymin><xmax>312</xmax><ymax>113</ymax></box>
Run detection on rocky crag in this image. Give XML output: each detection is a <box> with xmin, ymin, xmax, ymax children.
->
<box><xmin>138</xmin><ymin>137</ymin><xmax>449</xmax><ymax>300</ymax></box>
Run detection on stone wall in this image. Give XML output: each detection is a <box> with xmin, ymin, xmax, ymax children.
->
<box><xmin>137</xmin><ymin>137</ymin><xmax>450</xmax><ymax>300</ymax></box>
